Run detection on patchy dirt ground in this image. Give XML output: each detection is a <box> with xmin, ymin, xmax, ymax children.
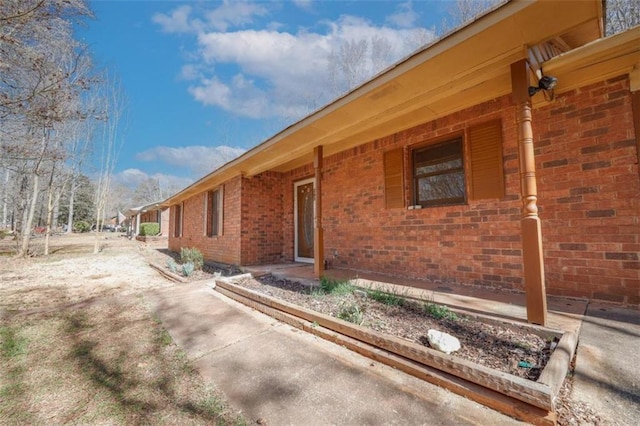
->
<box><xmin>0</xmin><ymin>234</ymin><xmax>245</xmax><ymax>425</ymax></box>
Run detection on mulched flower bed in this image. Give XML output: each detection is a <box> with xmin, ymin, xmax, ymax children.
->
<box><xmin>232</xmin><ymin>274</ymin><xmax>556</xmax><ymax>381</ymax></box>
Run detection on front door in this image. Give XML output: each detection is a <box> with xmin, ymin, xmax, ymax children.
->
<box><xmin>295</xmin><ymin>179</ymin><xmax>314</xmax><ymax>262</ymax></box>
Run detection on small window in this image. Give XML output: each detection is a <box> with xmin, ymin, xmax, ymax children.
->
<box><xmin>206</xmin><ymin>188</ymin><xmax>223</xmax><ymax>237</ymax></box>
<box><xmin>413</xmin><ymin>138</ymin><xmax>465</xmax><ymax>207</ymax></box>
<box><xmin>174</xmin><ymin>203</ymin><xmax>183</xmax><ymax>237</ymax></box>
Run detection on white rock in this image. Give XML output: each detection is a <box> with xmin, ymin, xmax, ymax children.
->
<box><xmin>427</xmin><ymin>329</ymin><xmax>461</xmax><ymax>354</ymax></box>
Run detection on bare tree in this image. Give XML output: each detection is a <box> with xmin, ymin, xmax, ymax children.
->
<box><xmin>0</xmin><ymin>0</ymin><xmax>96</xmax><ymax>256</ymax></box>
<box><xmin>440</xmin><ymin>0</ymin><xmax>503</xmax><ymax>34</ymax></box>
<box><xmin>92</xmin><ymin>74</ymin><xmax>126</xmax><ymax>254</ymax></box>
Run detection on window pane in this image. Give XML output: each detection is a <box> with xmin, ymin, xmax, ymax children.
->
<box><xmin>417</xmin><ymin>171</ymin><xmax>465</xmax><ymax>204</ymax></box>
<box><xmin>211</xmin><ymin>190</ymin><xmax>219</xmax><ymax>236</ymax></box>
<box><xmin>416</xmin><ymin>157</ymin><xmax>462</xmax><ymax>175</ymax></box>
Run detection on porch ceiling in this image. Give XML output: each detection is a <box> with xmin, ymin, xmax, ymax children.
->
<box><xmin>164</xmin><ymin>0</ymin><xmax>604</xmax><ymax>206</ymax></box>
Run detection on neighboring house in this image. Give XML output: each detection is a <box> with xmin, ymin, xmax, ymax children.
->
<box><xmin>125</xmin><ymin>202</ymin><xmax>170</xmax><ymax>237</ymax></box>
<box><xmin>163</xmin><ymin>0</ymin><xmax>640</xmax><ymax>323</ymax></box>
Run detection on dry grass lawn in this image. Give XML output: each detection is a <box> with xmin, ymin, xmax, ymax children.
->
<box><xmin>0</xmin><ymin>234</ymin><xmax>245</xmax><ymax>425</ymax></box>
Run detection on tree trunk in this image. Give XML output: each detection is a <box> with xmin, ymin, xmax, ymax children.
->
<box><xmin>1</xmin><ymin>169</ymin><xmax>8</xmax><ymax>229</ymax></box>
<box><xmin>66</xmin><ymin>174</ymin><xmax>76</xmax><ymax>234</ymax></box>
<box><xmin>44</xmin><ymin>183</ymin><xmax>54</xmax><ymax>256</ymax></box>
<box><xmin>19</xmin><ymin>174</ymin><xmax>39</xmax><ymax>257</ymax></box>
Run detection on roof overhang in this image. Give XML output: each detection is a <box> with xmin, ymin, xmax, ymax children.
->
<box><xmin>164</xmin><ymin>0</ymin><xmax>605</xmax><ymax>206</ymax></box>
<box><xmin>125</xmin><ymin>201</ymin><xmax>165</xmax><ymax>216</ymax></box>
<box><xmin>542</xmin><ymin>24</ymin><xmax>640</xmax><ymax>95</ymax></box>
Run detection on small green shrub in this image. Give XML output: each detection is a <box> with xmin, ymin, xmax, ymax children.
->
<box><xmin>319</xmin><ymin>277</ymin><xmax>354</xmax><ymax>295</ymax></box>
<box><xmin>337</xmin><ymin>302</ymin><xmax>365</xmax><ymax>325</ymax></box>
<box><xmin>182</xmin><ymin>262</ymin><xmax>195</xmax><ymax>277</ymax></box>
<box><xmin>180</xmin><ymin>247</ymin><xmax>204</xmax><ymax>270</ymax></box>
<box><xmin>0</xmin><ymin>229</ymin><xmax>8</xmax><ymax>240</ymax></box>
<box><xmin>423</xmin><ymin>303</ymin><xmax>458</xmax><ymax>321</ymax></box>
<box><xmin>73</xmin><ymin>221</ymin><xmax>90</xmax><ymax>233</ymax></box>
<box><xmin>367</xmin><ymin>289</ymin><xmax>405</xmax><ymax>307</ymax></box>
<box><xmin>139</xmin><ymin>222</ymin><xmax>160</xmax><ymax>236</ymax></box>
<box><xmin>166</xmin><ymin>259</ymin><xmax>178</xmax><ymax>274</ymax></box>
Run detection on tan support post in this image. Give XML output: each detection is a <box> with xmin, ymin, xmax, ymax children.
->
<box><xmin>314</xmin><ymin>146</ymin><xmax>324</xmax><ymax>278</ymax></box>
<box><xmin>511</xmin><ymin>59</ymin><xmax>547</xmax><ymax>326</ymax></box>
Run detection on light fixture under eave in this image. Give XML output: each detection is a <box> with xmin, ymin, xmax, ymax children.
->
<box><xmin>528</xmin><ymin>75</ymin><xmax>558</xmax><ymax>97</ymax></box>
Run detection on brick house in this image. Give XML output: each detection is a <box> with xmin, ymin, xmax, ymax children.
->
<box><xmin>125</xmin><ymin>202</ymin><xmax>170</xmax><ymax>237</ymax></box>
<box><xmin>163</xmin><ymin>0</ymin><xmax>639</xmax><ymax>322</ymax></box>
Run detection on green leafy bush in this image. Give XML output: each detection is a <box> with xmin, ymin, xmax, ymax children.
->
<box><xmin>180</xmin><ymin>247</ymin><xmax>203</xmax><ymax>270</ymax></box>
<box><xmin>139</xmin><ymin>222</ymin><xmax>160</xmax><ymax>236</ymax></box>
<box><xmin>166</xmin><ymin>259</ymin><xmax>178</xmax><ymax>274</ymax></box>
<box><xmin>73</xmin><ymin>221</ymin><xmax>91</xmax><ymax>233</ymax></box>
<box><xmin>0</xmin><ymin>229</ymin><xmax>8</xmax><ymax>240</ymax></box>
<box><xmin>182</xmin><ymin>262</ymin><xmax>195</xmax><ymax>277</ymax></box>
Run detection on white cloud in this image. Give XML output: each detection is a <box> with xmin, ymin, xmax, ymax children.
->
<box><xmin>114</xmin><ymin>168</ymin><xmax>194</xmax><ymax>194</ymax></box>
<box><xmin>178</xmin><ymin>64</ymin><xmax>202</xmax><ymax>81</ymax></box>
<box><xmin>135</xmin><ymin>145</ymin><xmax>246</xmax><ymax>178</ymax></box>
<box><xmin>292</xmin><ymin>0</ymin><xmax>313</xmax><ymax>11</ymax></box>
<box><xmin>204</xmin><ymin>0</ymin><xmax>268</xmax><ymax>31</ymax></box>
<box><xmin>152</xmin><ymin>5</ymin><xmax>196</xmax><ymax>33</ymax></box>
<box><xmin>155</xmin><ymin>2</ymin><xmax>436</xmax><ymax>121</ymax></box>
<box><xmin>386</xmin><ymin>1</ymin><xmax>419</xmax><ymax>28</ymax></box>
<box><xmin>152</xmin><ymin>1</ymin><xmax>267</xmax><ymax>34</ymax></box>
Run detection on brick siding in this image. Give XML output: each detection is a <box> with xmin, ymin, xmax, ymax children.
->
<box><xmin>168</xmin><ymin>176</ymin><xmax>242</xmax><ymax>265</ymax></box>
<box><xmin>168</xmin><ymin>74</ymin><xmax>639</xmax><ymax>305</ymax></box>
<box><xmin>240</xmin><ymin>172</ymin><xmax>285</xmax><ymax>264</ymax></box>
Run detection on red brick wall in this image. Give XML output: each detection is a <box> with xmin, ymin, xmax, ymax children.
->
<box><xmin>240</xmin><ymin>172</ymin><xmax>285</xmax><ymax>264</ymax></box>
<box><xmin>536</xmin><ymin>76</ymin><xmax>639</xmax><ymax>304</ymax></box>
<box><xmin>168</xmin><ymin>176</ymin><xmax>242</xmax><ymax>265</ymax></box>
<box><xmin>167</xmin><ymin>75</ymin><xmax>639</xmax><ymax>305</ymax></box>
<box><xmin>279</xmin><ymin>76</ymin><xmax>638</xmax><ymax>305</ymax></box>
<box><xmin>306</xmin><ymin>95</ymin><xmax>525</xmax><ymax>291</ymax></box>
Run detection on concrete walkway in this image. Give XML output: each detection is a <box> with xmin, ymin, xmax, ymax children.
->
<box><xmin>145</xmin><ymin>283</ymin><xmax>522</xmax><ymax>425</ymax></box>
<box><xmin>243</xmin><ymin>263</ymin><xmax>640</xmax><ymax>425</ymax></box>
<box><xmin>572</xmin><ymin>302</ymin><xmax>640</xmax><ymax>426</ymax></box>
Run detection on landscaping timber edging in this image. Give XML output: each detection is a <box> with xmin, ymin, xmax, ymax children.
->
<box><xmin>214</xmin><ymin>278</ymin><xmax>569</xmax><ymax>413</ymax></box>
<box><xmin>149</xmin><ymin>262</ymin><xmax>187</xmax><ymax>283</ymax></box>
<box><xmin>214</xmin><ymin>282</ymin><xmax>556</xmax><ymax>426</ymax></box>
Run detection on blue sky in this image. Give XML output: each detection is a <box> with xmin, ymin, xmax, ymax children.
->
<box><xmin>80</xmin><ymin>0</ymin><xmax>455</xmax><ymax>191</ymax></box>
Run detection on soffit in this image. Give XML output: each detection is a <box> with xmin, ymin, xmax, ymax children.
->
<box><xmin>164</xmin><ymin>0</ymin><xmax>603</xmax><ymax>206</ymax></box>
<box><xmin>542</xmin><ymin>25</ymin><xmax>640</xmax><ymax>94</ymax></box>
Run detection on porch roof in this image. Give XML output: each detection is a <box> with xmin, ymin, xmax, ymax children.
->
<box><xmin>163</xmin><ymin>0</ymin><xmax>610</xmax><ymax>206</ymax></box>
<box><xmin>124</xmin><ymin>201</ymin><xmax>164</xmax><ymax>217</ymax></box>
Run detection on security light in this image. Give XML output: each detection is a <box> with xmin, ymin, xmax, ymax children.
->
<box><xmin>528</xmin><ymin>75</ymin><xmax>558</xmax><ymax>97</ymax></box>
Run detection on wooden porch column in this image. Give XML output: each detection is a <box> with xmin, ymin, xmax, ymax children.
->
<box><xmin>135</xmin><ymin>213</ymin><xmax>141</xmax><ymax>236</ymax></box>
<box><xmin>511</xmin><ymin>59</ymin><xmax>547</xmax><ymax>326</ymax></box>
<box><xmin>313</xmin><ymin>146</ymin><xmax>324</xmax><ymax>278</ymax></box>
